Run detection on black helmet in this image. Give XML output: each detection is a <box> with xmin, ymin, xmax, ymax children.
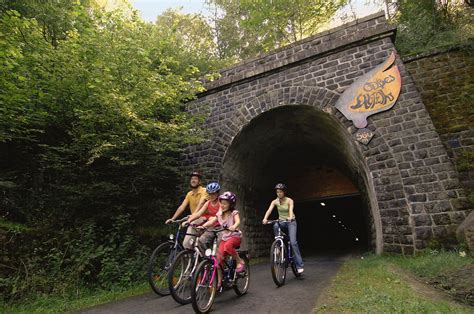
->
<box><xmin>274</xmin><ymin>183</ymin><xmax>287</xmax><ymax>190</ymax></box>
<box><xmin>190</xmin><ymin>171</ymin><xmax>201</xmax><ymax>179</ymax></box>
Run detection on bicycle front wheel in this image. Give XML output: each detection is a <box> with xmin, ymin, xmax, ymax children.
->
<box><xmin>191</xmin><ymin>259</ymin><xmax>217</xmax><ymax>313</ymax></box>
<box><xmin>270</xmin><ymin>240</ymin><xmax>287</xmax><ymax>287</ymax></box>
<box><xmin>147</xmin><ymin>241</ymin><xmax>176</xmax><ymax>296</ymax></box>
<box><xmin>168</xmin><ymin>249</ymin><xmax>196</xmax><ymax>304</ymax></box>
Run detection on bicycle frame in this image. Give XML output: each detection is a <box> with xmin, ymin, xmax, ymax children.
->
<box><xmin>271</xmin><ymin>220</ymin><xmax>295</xmax><ymax>266</ymax></box>
<box><xmin>198</xmin><ymin>227</ymin><xmax>238</xmax><ymax>289</ymax></box>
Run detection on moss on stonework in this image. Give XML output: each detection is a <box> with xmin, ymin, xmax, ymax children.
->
<box><xmin>426</xmin><ymin>80</ymin><xmax>474</xmax><ymax>135</ymax></box>
<box><xmin>458</xmin><ymin>149</ymin><xmax>474</xmax><ymax>172</ymax></box>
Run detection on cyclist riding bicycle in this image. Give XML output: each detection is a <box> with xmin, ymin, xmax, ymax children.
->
<box><xmin>262</xmin><ymin>183</ymin><xmax>304</xmax><ymax>274</ymax></box>
<box><xmin>187</xmin><ymin>182</ymin><xmax>221</xmax><ymax>253</ymax></box>
<box><xmin>199</xmin><ymin>191</ymin><xmax>245</xmax><ymax>291</ymax></box>
<box><xmin>165</xmin><ymin>171</ymin><xmax>208</xmax><ymax>249</ymax></box>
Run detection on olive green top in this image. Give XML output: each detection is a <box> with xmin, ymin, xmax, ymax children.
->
<box><xmin>276</xmin><ymin>198</ymin><xmax>294</xmax><ymax>220</ymax></box>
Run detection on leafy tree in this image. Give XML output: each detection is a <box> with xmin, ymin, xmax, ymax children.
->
<box><xmin>154</xmin><ymin>8</ymin><xmax>228</xmax><ymax>74</ymax></box>
<box><xmin>384</xmin><ymin>0</ymin><xmax>473</xmax><ymax>55</ymax></box>
<box><xmin>0</xmin><ymin>1</ymin><xmax>220</xmax><ymax>301</ymax></box>
<box><xmin>206</xmin><ymin>0</ymin><xmax>348</xmax><ymax>60</ymax></box>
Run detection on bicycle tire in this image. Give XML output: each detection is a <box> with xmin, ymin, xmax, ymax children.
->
<box><xmin>191</xmin><ymin>259</ymin><xmax>217</xmax><ymax>313</ymax></box>
<box><xmin>233</xmin><ymin>254</ymin><xmax>250</xmax><ymax>296</ymax></box>
<box><xmin>290</xmin><ymin>259</ymin><xmax>301</xmax><ymax>278</ymax></box>
<box><xmin>147</xmin><ymin>241</ymin><xmax>176</xmax><ymax>296</ymax></box>
<box><xmin>168</xmin><ymin>249</ymin><xmax>196</xmax><ymax>304</ymax></box>
<box><xmin>270</xmin><ymin>240</ymin><xmax>286</xmax><ymax>287</ymax></box>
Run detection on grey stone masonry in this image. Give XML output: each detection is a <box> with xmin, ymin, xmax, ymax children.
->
<box><xmin>183</xmin><ymin>12</ymin><xmax>471</xmax><ymax>256</ymax></box>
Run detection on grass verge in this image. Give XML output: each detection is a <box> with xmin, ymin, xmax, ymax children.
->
<box><xmin>0</xmin><ymin>283</ymin><xmax>150</xmax><ymax>314</ymax></box>
<box><xmin>1</xmin><ymin>255</ymin><xmax>266</xmax><ymax>313</ymax></box>
<box><xmin>315</xmin><ymin>251</ymin><xmax>473</xmax><ymax>313</ymax></box>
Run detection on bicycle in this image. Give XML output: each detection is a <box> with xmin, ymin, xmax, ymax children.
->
<box><xmin>191</xmin><ymin>227</ymin><xmax>250</xmax><ymax>313</ymax></box>
<box><xmin>147</xmin><ymin>216</ymin><xmax>196</xmax><ymax>296</ymax></box>
<box><xmin>167</xmin><ymin>222</ymin><xmax>205</xmax><ymax>305</ymax></box>
<box><xmin>266</xmin><ymin>219</ymin><xmax>301</xmax><ymax>287</ymax></box>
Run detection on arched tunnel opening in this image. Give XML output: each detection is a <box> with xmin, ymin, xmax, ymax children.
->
<box><xmin>220</xmin><ymin>105</ymin><xmax>380</xmax><ymax>257</ymax></box>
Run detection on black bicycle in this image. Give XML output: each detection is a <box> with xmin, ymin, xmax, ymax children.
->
<box><xmin>147</xmin><ymin>216</ymin><xmax>196</xmax><ymax>296</ymax></box>
<box><xmin>191</xmin><ymin>227</ymin><xmax>250</xmax><ymax>313</ymax></box>
<box><xmin>266</xmin><ymin>220</ymin><xmax>301</xmax><ymax>287</ymax></box>
<box><xmin>167</xmin><ymin>223</ymin><xmax>205</xmax><ymax>305</ymax></box>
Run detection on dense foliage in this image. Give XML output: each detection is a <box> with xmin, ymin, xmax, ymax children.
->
<box><xmin>0</xmin><ymin>0</ymin><xmax>221</xmax><ymax>302</ymax></box>
<box><xmin>392</xmin><ymin>0</ymin><xmax>473</xmax><ymax>55</ymax></box>
<box><xmin>206</xmin><ymin>0</ymin><xmax>348</xmax><ymax>60</ymax></box>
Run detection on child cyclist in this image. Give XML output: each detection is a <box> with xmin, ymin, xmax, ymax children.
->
<box><xmin>199</xmin><ymin>191</ymin><xmax>245</xmax><ymax>290</ymax></box>
<box><xmin>187</xmin><ymin>182</ymin><xmax>221</xmax><ymax>252</ymax></box>
<box><xmin>262</xmin><ymin>183</ymin><xmax>304</xmax><ymax>274</ymax></box>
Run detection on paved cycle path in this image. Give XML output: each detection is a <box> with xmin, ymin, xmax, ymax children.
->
<box><xmin>76</xmin><ymin>255</ymin><xmax>346</xmax><ymax>314</ymax></box>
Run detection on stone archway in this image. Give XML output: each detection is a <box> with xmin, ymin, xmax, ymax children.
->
<box><xmin>220</xmin><ymin>104</ymin><xmax>382</xmax><ymax>256</ymax></box>
<box><xmin>183</xmin><ymin>13</ymin><xmax>470</xmax><ymax>256</ymax></box>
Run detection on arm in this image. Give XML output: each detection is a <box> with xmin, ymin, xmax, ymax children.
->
<box><xmin>228</xmin><ymin>212</ymin><xmax>240</xmax><ymax>232</ymax></box>
<box><xmin>262</xmin><ymin>200</ymin><xmax>276</xmax><ymax>224</ymax></box>
<box><xmin>188</xmin><ymin>200</ymin><xmax>209</xmax><ymax>223</ymax></box>
<box><xmin>165</xmin><ymin>197</ymin><xmax>189</xmax><ymax>224</ymax></box>
<box><xmin>201</xmin><ymin>216</ymin><xmax>218</xmax><ymax>229</ymax></box>
<box><xmin>288</xmin><ymin>198</ymin><xmax>295</xmax><ymax>220</ymax></box>
<box><xmin>196</xmin><ymin>192</ymin><xmax>208</xmax><ymax>211</ymax></box>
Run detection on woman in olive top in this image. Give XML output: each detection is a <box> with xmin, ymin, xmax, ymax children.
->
<box><xmin>262</xmin><ymin>183</ymin><xmax>304</xmax><ymax>273</ymax></box>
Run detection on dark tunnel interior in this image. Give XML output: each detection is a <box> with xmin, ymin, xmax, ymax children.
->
<box><xmin>221</xmin><ymin>105</ymin><xmax>376</xmax><ymax>255</ymax></box>
<box><xmin>295</xmin><ymin>196</ymin><xmax>369</xmax><ymax>254</ymax></box>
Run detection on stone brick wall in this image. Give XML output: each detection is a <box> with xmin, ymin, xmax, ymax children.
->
<box><xmin>404</xmin><ymin>48</ymin><xmax>474</xmax><ymax>250</ymax></box>
<box><xmin>404</xmin><ymin>49</ymin><xmax>474</xmax><ymax>208</ymax></box>
<box><xmin>183</xmin><ymin>13</ymin><xmax>472</xmax><ymax>256</ymax></box>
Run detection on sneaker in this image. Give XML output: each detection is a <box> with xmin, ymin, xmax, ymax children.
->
<box><xmin>297</xmin><ymin>268</ymin><xmax>304</xmax><ymax>274</ymax></box>
<box><xmin>236</xmin><ymin>263</ymin><xmax>245</xmax><ymax>273</ymax></box>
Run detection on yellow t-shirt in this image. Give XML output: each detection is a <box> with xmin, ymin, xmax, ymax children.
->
<box><xmin>184</xmin><ymin>186</ymin><xmax>208</xmax><ymax>214</ymax></box>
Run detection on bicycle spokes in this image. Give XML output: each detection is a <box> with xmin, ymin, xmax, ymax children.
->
<box><xmin>194</xmin><ymin>263</ymin><xmax>216</xmax><ymax>311</ymax></box>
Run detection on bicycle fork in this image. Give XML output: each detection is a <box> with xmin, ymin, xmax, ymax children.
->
<box><xmin>274</xmin><ymin>237</ymin><xmax>285</xmax><ymax>264</ymax></box>
<box><xmin>200</xmin><ymin>256</ymin><xmax>218</xmax><ymax>288</ymax></box>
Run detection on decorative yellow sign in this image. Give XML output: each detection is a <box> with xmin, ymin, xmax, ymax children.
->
<box><xmin>335</xmin><ymin>52</ymin><xmax>401</xmax><ymax>131</ymax></box>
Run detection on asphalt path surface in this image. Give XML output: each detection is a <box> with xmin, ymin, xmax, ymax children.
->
<box><xmin>77</xmin><ymin>255</ymin><xmax>345</xmax><ymax>314</ymax></box>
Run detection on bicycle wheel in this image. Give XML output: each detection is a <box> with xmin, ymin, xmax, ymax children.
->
<box><xmin>168</xmin><ymin>250</ymin><xmax>195</xmax><ymax>304</ymax></box>
<box><xmin>233</xmin><ymin>254</ymin><xmax>250</xmax><ymax>296</ymax></box>
<box><xmin>147</xmin><ymin>241</ymin><xmax>175</xmax><ymax>296</ymax></box>
<box><xmin>191</xmin><ymin>259</ymin><xmax>217</xmax><ymax>313</ymax></box>
<box><xmin>290</xmin><ymin>260</ymin><xmax>301</xmax><ymax>278</ymax></box>
<box><xmin>270</xmin><ymin>240</ymin><xmax>287</xmax><ymax>287</ymax></box>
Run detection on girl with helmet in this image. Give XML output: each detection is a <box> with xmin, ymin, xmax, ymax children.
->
<box><xmin>262</xmin><ymin>183</ymin><xmax>304</xmax><ymax>273</ymax></box>
<box><xmin>200</xmin><ymin>191</ymin><xmax>245</xmax><ymax>290</ymax></box>
<box><xmin>187</xmin><ymin>182</ymin><xmax>222</xmax><ymax>252</ymax></box>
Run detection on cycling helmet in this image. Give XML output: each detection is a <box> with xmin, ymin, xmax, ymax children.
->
<box><xmin>190</xmin><ymin>171</ymin><xmax>201</xmax><ymax>179</ymax></box>
<box><xmin>274</xmin><ymin>183</ymin><xmax>287</xmax><ymax>190</ymax></box>
<box><xmin>219</xmin><ymin>191</ymin><xmax>237</xmax><ymax>206</ymax></box>
<box><xmin>206</xmin><ymin>182</ymin><xmax>221</xmax><ymax>193</ymax></box>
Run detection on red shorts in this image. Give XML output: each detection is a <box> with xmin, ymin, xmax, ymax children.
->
<box><xmin>217</xmin><ymin>237</ymin><xmax>241</xmax><ymax>265</ymax></box>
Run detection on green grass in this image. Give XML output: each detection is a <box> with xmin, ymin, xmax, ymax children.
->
<box><xmin>315</xmin><ymin>252</ymin><xmax>473</xmax><ymax>313</ymax></box>
<box><xmin>0</xmin><ymin>283</ymin><xmax>150</xmax><ymax>314</ymax></box>
<box><xmin>388</xmin><ymin>250</ymin><xmax>473</xmax><ymax>278</ymax></box>
<box><xmin>0</xmin><ymin>256</ymin><xmax>266</xmax><ymax>313</ymax></box>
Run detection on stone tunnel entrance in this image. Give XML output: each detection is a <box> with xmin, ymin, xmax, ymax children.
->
<box><xmin>185</xmin><ymin>13</ymin><xmax>470</xmax><ymax>256</ymax></box>
<box><xmin>221</xmin><ymin>105</ymin><xmax>381</xmax><ymax>257</ymax></box>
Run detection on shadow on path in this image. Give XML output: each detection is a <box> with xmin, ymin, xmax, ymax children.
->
<box><xmin>76</xmin><ymin>254</ymin><xmax>348</xmax><ymax>314</ymax></box>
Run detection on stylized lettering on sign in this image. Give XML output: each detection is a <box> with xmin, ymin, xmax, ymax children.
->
<box><xmin>335</xmin><ymin>52</ymin><xmax>401</xmax><ymax>130</ymax></box>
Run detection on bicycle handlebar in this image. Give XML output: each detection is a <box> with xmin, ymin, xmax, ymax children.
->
<box><xmin>169</xmin><ymin>216</ymin><xmax>190</xmax><ymax>224</ymax></box>
<box><xmin>265</xmin><ymin>219</ymin><xmax>295</xmax><ymax>225</ymax></box>
<box><xmin>197</xmin><ymin>225</ymin><xmax>237</xmax><ymax>234</ymax></box>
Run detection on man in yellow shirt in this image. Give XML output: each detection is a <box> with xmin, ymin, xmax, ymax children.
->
<box><xmin>165</xmin><ymin>171</ymin><xmax>208</xmax><ymax>249</ymax></box>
